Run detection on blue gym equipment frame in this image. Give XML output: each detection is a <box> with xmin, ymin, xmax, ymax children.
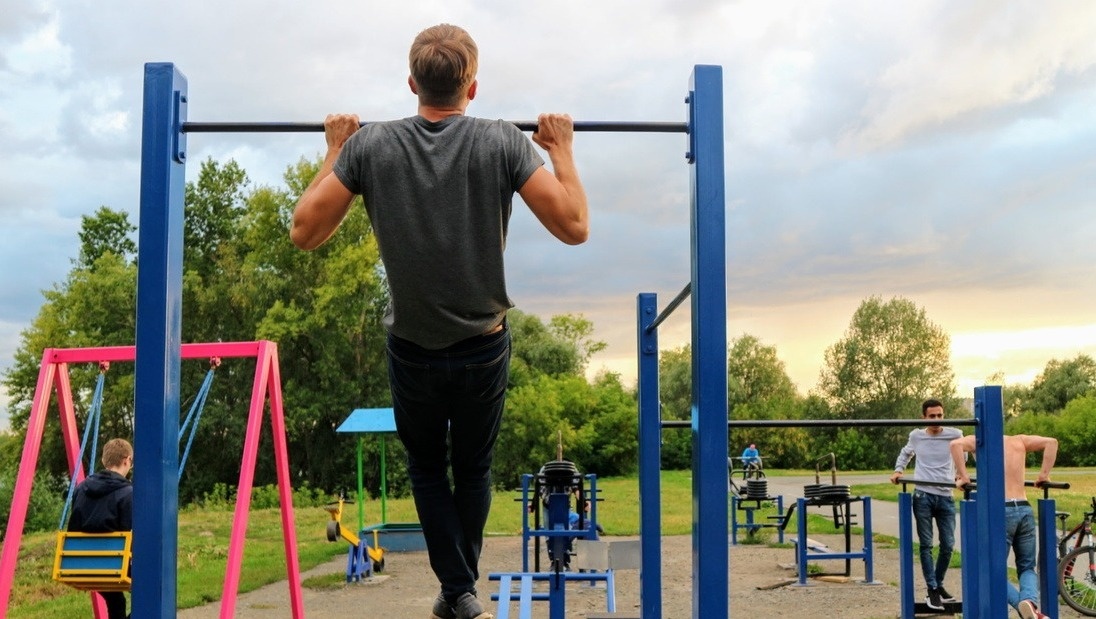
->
<box><xmin>137</xmin><ymin>61</ymin><xmax>1020</xmax><ymax>617</ymax></box>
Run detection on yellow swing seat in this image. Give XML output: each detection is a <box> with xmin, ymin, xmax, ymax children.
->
<box><xmin>52</xmin><ymin>531</ymin><xmax>132</xmax><ymax>591</ymax></box>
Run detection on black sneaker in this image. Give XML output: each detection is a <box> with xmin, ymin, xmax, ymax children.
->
<box><xmin>936</xmin><ymin>586</ymin><xmax>957</xmax><ymax>603</ymax></box>
<box><xmin>925</xmin><ymin>588</ymin><xmax>944</xmax><ymax>610</ymax></box>
<box><xmin>430</xmin><ymin>593</ymin><xmax>456</xmax><ymax>619</ymax></box>
<box><xmin>451</xmin><ymin>592</ymin><xmax>493</xmax><ymax>619</ymax></box>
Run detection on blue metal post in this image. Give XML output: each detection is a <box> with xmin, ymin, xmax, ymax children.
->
<box><xmin>1037</xmin><ymin>498</ymin><xmax>1059</xmax><ymax>617</ymax></box>
<box><xmin>135</xmin><ymin>62</ymin><xmax>187</xmax><ymax>618</ymax></box>
<box><xmin>959</xmin><ymin>492</ymin><xmax>978</xmax><ymax>615</ymax></box>
<box><xmin>521</xmin><ymin>474</ymin><xmax>533</xmax><ymax>572</ymax></box>
<box><xmin>688</xmin><ymin>64</ymin><xmax>728</xmax><ymax>619</ymax></box>
<box><xmin>861</xmin><ymin>497</ymin><xmax>875</xmax><ymax>583</ymax></box>
<box><xmin>795</xmin><ymin>498</ymin><xmax>809</xmax><ymax>585</ymax></box>
<box><xmin>730</xmin><ymin>496</ymin><xmax>739</xmax><ymax>545</ymax></box>
<box><xmin>974</xmin><ymin>386</ymin><xmax>1007</xmax><ymax>618</ymax></box>
<box><xmin>898</xmin><ymin>492</ymin><xmax>914</xmax><ymax>618</ymax></box>
<box><xmin>636</xmin><ymin>292</ymin><xmax>662</xmax><ymax>619</ymax></box>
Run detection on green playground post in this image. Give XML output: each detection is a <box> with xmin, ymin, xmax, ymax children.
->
<box><xmin>357</xmin><ymin>436</ymin><xmax>365</xmax><ymax>532</ymax></box>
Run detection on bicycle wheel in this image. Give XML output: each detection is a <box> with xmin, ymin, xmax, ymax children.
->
<box><xmin>1059</xmin><ymin>545</ymin><xmax>1096</xmax><ymax>616</ymax></box>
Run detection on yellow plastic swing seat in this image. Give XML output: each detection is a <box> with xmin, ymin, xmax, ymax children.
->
<box><xmin>52</xmin><ymin>531</ymin><xmax>132</xmax><ymax>591</ymax></box>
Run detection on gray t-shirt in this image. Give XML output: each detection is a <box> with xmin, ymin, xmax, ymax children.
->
<box><xmin>893</xmin><ymin>427</ymin><xmax>964</xmax><ymax>497</ymax></box>
<box><xmin>333</xmin><ymin>115</ymin><xmax>544</xmax><ymax>348</ymax></box>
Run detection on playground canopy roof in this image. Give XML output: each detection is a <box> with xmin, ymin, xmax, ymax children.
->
<box><xmin>337</xmin><ymin>408</ymin><xmax>396</xmax><ymax>434</ymax></box>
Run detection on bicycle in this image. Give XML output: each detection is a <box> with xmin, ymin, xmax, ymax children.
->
<box><xmin>1057</xmin><ymin>496</ymin><xmax>1096</xmax><ymax>616</ymax></box>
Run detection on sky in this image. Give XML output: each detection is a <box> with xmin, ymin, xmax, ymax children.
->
<box><xmin>1</xmin><ymin>1</ymin><xmax>1095</xmax><ymax>429</ymax></box>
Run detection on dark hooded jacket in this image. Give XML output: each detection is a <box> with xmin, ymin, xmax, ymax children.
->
<box><xmin>67</xmin><ymin>470</ymin><xmax>133</xmax><ymax>533</ymax></box>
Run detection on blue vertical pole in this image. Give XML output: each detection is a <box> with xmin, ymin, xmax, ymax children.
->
<box><xmin>974</xmin><ymin>386</ymin><xmax>1007</xmax><ymax>618</ymax></box>
<box><xmin>1037</xmin><ymin>498</ymin><xmax>1059</xmax><ymax>617</ymax></box>
<box><xmin>959</xmin><ymin>493</ymin><xmax>979</xmax><ymax>613</ymax></box>
<box><xmin>688</xmin><ymin>64</ymin><xmax>728</xmax><ymax>619</ymax></box>
<box><xmin>135</xmin><ymin>62</ymin><xmax>187</xmax><ymax>618</ymax></box>
<box><xmin>521</xmin><ymin>474</ymin><xmax>533</xmax><ymax>573</ymax></box>
<box><xmin>795</xmin><ymin>498</ymin><xmax>808</xmax><ymax>585</ymax></box>
<box><xmin>636</xmin><ymin>292</ymin><xmax>662</xmax><ymax>619</ymax></box>
<box><xmin>730</xmin><ymin>496</ymin><xmax>739</xmax><ymax>545</ymax></box>
<box><xmin>898</xmin><ymin>491</ymin><xmax>914</xmax><ymax>618</ymax></box>
<box><xmin>862</xmin><ymin>497</ymin><xmax>875</xmax><ymax>583</ymax></box>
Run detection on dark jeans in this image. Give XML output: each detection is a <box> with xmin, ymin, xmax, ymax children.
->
<box><xmin>912</xmin><ymin>490</ymin><xmax>956</xmax><ymax>590</ymax></box>
<box><xmin>386</xmin><ymin>326</ymin><xmax>510</xmax><ymax>603</ymax></box>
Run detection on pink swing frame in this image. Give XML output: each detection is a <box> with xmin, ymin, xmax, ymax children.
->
<box><xmin>0</xmin><ymin>340</ymin><xmax>304</xmax><ymax>618</ymax></box>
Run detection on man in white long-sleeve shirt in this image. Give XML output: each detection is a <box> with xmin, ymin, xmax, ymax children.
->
<box><xmin>890</xmin><ymin>399</ymin><xmax>963</xmax><ymax>611</ymax></box>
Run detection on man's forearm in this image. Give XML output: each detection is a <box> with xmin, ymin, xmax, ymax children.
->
<box><xmin>547</xmin><ymin>149</ymin><xmax>588</xmax><ymax>220</ymax></box>
<box><xmin>303</xmin><ymin>146</ymin><xmax>341</xmax><ymax>196</ymax></box>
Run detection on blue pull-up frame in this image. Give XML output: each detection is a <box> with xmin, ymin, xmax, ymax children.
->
<box><xmin>133</xmin><ymin>62</ymin><xmax>724</xmax><ymax>618</ymax></box>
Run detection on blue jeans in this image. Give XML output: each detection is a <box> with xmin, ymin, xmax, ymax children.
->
<box><xmin>386</xmin><ymin>326</ymin><xmax>510</xmax><ymax>603</ymax></box>
<box><xmin>912</xmin><ymin>490</ymin><xmax>956</xmax><ymax>590</ymax></box>
<box><xmin>1005</xmin><ymin>503</ymin><xmax>1038</xmax><ymax>610</ymax></box>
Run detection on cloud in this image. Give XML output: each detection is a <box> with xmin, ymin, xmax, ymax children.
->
<box><xmin>841</xmin><ymin>2</ymin><xmax>1096</xmax><ymax>151</ymax></box>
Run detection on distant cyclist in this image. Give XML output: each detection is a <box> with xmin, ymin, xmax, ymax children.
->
<box><xmin>741</xmin><ymin>443</ymin><xmax>762</xmax><ymax>474</ymax></box>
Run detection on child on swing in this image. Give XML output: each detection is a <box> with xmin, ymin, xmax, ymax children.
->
<box><xmin>68</xmin><ymin>438</ymin><xmax>134</xmax><ymax>619</ymax></box>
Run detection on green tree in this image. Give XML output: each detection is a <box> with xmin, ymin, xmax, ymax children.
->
<box><xmin>508</xmin><ymin>310</ymin><xmax>605</xmax><ymax>387</ymax></box>
<box><xmin>493</xmin><ymin>372</ymin><xmax>636</xmax><ymax>489</ymax></box>
<box><xmin>75</xmin><ymin>206</ymin><xmax>137</xmax><ymax>269</ymax></box>
<box><xmin>727</xmin><ymin>335</ymin><xmax>806</xmax><ymax>470</ymax></box>
<box><xmin>727</xmin><ymin>334</ymin><xmax>798</xmax><ymax>408</ymax></box>
<box><xmin>816</xmin><ymin>296</ymin><xmax>958</xmax><ymax>469</ymax></box>
<box><xmin>1022</xmin><ymin>355</ymin><xmax>1096</xmax><ymax>414</ymax></box>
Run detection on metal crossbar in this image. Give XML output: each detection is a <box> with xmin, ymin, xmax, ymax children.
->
<box><xmin>181</xmin><ymin>120</ymin><xmax>689</xmax><ymax>134</ymax></box>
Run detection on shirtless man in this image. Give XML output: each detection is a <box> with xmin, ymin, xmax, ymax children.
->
<box><xmin>950</xmin><ymin>434</ymin><xmax>1058</xmax><ymax>619</ymax></box>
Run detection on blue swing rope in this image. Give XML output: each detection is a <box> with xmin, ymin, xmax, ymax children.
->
<box><xmin>178</xmin><ymin>357</ymin><xmax>220</xmax><ymax>480</ymax></box>
<box><xmin>58</xmin><ymin>362</ymin><xmax>109</xmax><ymax>530</ymax></box>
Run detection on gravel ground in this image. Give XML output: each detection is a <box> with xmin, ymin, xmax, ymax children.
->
<box><xmin>176</xmin><ymin>475</ymin><xmax>1087</xmax><ymax>618</ymax></box>
<box><xmin>177</xmin><ymin>532</ymin><xmax>1088</xmax><ymax>619</ymax></box>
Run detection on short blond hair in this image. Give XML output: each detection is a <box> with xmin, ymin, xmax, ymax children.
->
<box><xmin>101</xmin><ymin>438</ymin><xmax>133</xmax><ymax>469</ymax></box>
<box><xmin>409</xmin><ymin>24</ymin><xmax>478</xmax><ymax>107</ymax></box>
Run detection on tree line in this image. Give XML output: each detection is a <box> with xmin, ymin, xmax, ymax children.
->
<box><xmin>2</xmin><ymin>157</ymin><xmax>1093</xmax><ymax>534</ymax></box>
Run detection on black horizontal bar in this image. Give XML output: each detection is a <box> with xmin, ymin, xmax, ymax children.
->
<box><xmin>646</xmin><ymin>282</ymin><xmax>691</xmax><ymax>333</ymax></box>
<box><xmin>896</xmin><ymin>477</ymin><xmax>956</xmax><ymax>489</ymax></box>
<box><xmin>661</xmin><ymin>418</ymin><xmax>977</xmax><ymax>429</ymax></box>
<box><xmin>895</xmin><ymin>477</ymin><xmax>1069</xmax><ymax>491</ymax></box>
<box><xmin>181</xmin><ymin>120</ymin><xmax>689</xmax><ymax>134</ymax></box>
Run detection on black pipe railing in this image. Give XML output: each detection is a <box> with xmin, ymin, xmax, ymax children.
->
<box><xmin>896</xmin><ymin>476</ymin><xmax>1070</xmax><ymax>500</ymax></box>
<box><xmin>180</xmin><ymin>120</ymin><xmax>690</xmax><ymax>134</ymax></box>
<box><xmin>661</xmin><ymin>418</ymin><xmax>977</xmax><ymax>429</ymax></box>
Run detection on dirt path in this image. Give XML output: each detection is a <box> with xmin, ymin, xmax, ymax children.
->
<box><xmin>177</xmin><ymin>477</ymin><xmax>1086</xmax><ymax>617</ymax></box>
<box><xmin>178</xmin><ymin>532</ymin><xmax>1091</xmax><ymax>619</ymax></box>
